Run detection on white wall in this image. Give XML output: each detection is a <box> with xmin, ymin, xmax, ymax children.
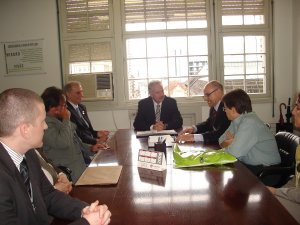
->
<box><xmin>0</xmin><ymin>0</ymin><xmax>298</xmax><ymax>131</ymax></box>
<box><xmin>0</xmin><ymin>0</ymin><xmax>61</xmax><ymax>94</ymax></box>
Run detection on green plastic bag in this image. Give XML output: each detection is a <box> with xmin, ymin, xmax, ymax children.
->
<box><xmin>173</xmin><ymin>144</ymin><xmax>237</xmax><ymax>168</ymax></box>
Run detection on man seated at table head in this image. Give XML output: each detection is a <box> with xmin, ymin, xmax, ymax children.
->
<box><xmin>0</xmin><ymin>88</ymin><xmax>111</xmax><ymax>225</ymax></box>
<box><xmin>133</xmin><ymin>80</ymin><xmax>183</xmax><ymax>131</ymax></box>
<box><xmin>176</xmin><ymin>80</ymin><xmax>230</xmax><ymax>145</ymax></box>
<box><xmin>219</xmin><ymin>88</ymin><xmax>281</xmax><ymax>175</ymax></box>
<box><xmin>63</xmin><ymin>81</ymin><xmax>109</xmax><ymax>145</ymax></box>
<box><xmin>41</xmin><ymin>86</ymin><xmax>105</xmax><ymax>181</ymax></box>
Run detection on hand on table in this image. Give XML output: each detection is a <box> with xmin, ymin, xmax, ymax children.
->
<box><xmin>176</xmin><ymin>133</ymin><xmax>195</xmax><ymax>143</ymax></box>
<box><xmin>54</xmin><ymin>173</ymin><xmax>72</xmax><ymax>194</ymax></box>
<box><xmin>82</xmin><ymin>200</ymin><xmax>111</xmax><ymax>225</ymax></box>
<box><xmin>153</xmin><ymin>121</ymin><xmax>166</xmax><ymax>131</ymax></box>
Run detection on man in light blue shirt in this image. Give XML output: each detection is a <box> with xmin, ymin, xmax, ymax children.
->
<box><xmin>219</xmin><ymin>89</ymin><xmax>280</xmax><ymax>174</ymax></box>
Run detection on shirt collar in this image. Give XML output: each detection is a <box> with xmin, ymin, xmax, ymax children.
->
<box><xmin>0</xmin><ymin>141</ymin><xmax>24</xmax><ymax>170</ymax></box>
<box><xmin>214</xmin><ymin>101</ymin><xmax>221</xmax><ymax>111</ymax></box>
<box><xmin>68</xmin><ymin>101</ymin><xmax>78</xmax><ymax>109</ymax></box>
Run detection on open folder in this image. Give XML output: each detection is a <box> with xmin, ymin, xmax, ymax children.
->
<box><xmin>75</xmin><ymin>166</ymin><xmax>123</xmax><ymax>186</ymax></box>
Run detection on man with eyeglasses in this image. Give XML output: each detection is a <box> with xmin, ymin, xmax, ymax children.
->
<box><xmin>176</xmin><ymin>80</ymin><xmax>230</xmax><ymax>145</ymax></box>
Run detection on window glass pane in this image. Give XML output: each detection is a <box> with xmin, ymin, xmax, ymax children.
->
<box><xmin>245</xmin><ymin>54</ymin><xmax>266</xmax><ymax>74</ymax></box>
<box><xmin>224</xmin><ymin>75</ymin><xmax>245</xmax><ymax>92</ymax></box>
<box><xmin>169</xmin><ymin>78</ymin><xmax>188</xmax><ymax>97</ymax></box>
<box><xmin>147</xmin><ymin>22</ymin><xmax>166</xmax><ymax>30</ymax></box>
<box><xmin>147</xmin><ymin>37</ymin><xmax>167</xmax><ymax>57</ymax></box>
<box><xmin>188</xmin><ymin>36</ymin><xmax>208</xmax><ymax>55</ymax></box>
<box><xmin>128</xmin><ymin>79</ymin><xmax>149</xmax><ymax>99</ymax></box>
<box><xmin>188</xmin><ymin>20</ymin><xmax>207</xmax><ymax>28</ymax></box>
<box><xmin>167</xmin><ymin>21</ymin><xmax>187</xmax><ymax>29</ymax></box>
<box><xmin>168</xmin><ymin>37</ymin><xmax>187</xmax><ymax>56</ymax></box>
<box><xmin>244</xmin><ymin>15</ymin><xmax>264</xmax><ymax>25</ymax></box>
<box><xmin>126</xmin><ymin>23</ymin><xmax>145</xmax><ymax>31</ymax></box>
<box><xmin>126</xmin><ymin>39</ymin><xmax>147</xmax><ymax>58</ymax></box>
<box><xmin>91</xmin><ymin>61</ymin><xmax>112</xmax><ymax>72</ymax></box>
<box><xmin>127</xmin><ymin>59</ymin><xmax>147</xmax><ymax>79</ymax></box>
<box><xmin>148</xmin><ymin>58</ymin><xmax>168</xmax><ymax>78</ymax></box>
<box><xmin>245</xmin><ymin>36</ymin><xmax>265</xmax><ymax>53</ymax></box>
<box><xmin>223</xmin><ymin>36</ymin><xmax>244</xmax><ymax>54</ymax></box>
<box><xmin>189</xmin><ymin>76</ymin><xmax>208</xmax><ymax>96</ymax></box>
<box><xmin>189</xmin><ymin>56</ymin><xmax>208</xmax><ymax>76</ymax></box>
<box><xmin>168</xmin><ymin>56</ymin><xmax>188</xmax><ymax>77</ymax></box>
<box><xmin>245</xmin><ymin>75</ymin><xmax>265</xmax><ymax>93</ymax></box>
<box><xmin>222</xmin><ymin>16</ymin><xmax>243</xmax><ymax>25</ymax></box>
<box><xmin>224</xmin><ymin>55</ymin><xmax>244</xmax><ymax>75</ymax></box>
<box><xmin>69</xmin><ymin>62</ymin><xmax>90</xmax><ymax>74</ymax></box>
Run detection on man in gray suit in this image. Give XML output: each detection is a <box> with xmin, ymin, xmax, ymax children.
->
<box><xmin>41</xmin><ymin>87</ymin><xmax>104</xmax><ymax>181</ymax></box>
<box><xmin>0</xmin><ymin>88</ymin><xmax>111</xmax><ymax>225</ymax></box>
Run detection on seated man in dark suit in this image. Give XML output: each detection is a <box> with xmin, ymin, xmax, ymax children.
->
<box><xmin>133</xmin><ymin>80</ymin><xmax>183</xmax><ymax>131</ymax></box>
<box><xmin>176</xmin><ymin>80</ymin><xmax>230</xmax><ymax>145</ymax></box>
<box><xmin>0</xmin><ymin>88</ymin><xmax>111</xmax><ymax>225</ymax></box>
<box><xmin>63</xmin><ymin>81</ymin><xmax>109</xmax><ymax>145</ymax></box>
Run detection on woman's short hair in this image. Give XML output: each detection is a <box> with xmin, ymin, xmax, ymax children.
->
<box><xmin>222</xmin><ymin>89</ymin><xmax>252</xmax><ymax>114</ymax></box>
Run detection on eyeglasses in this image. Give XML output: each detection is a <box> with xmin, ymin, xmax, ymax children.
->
<box><xmin>203</xmin><ymin>88</ymin><xmax>218</xmax><ymax>98</ymax></box>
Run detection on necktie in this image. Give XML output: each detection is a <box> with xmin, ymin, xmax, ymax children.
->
<box><xmin>211</xmin><ymin>108</ymin><xmax>217</xmax><ymax>125</ymax></box>
<box><xmin>76</xmin><ymin>107</ymin><xmax>89</xmax><ymax>127</ymax></box>
<box><xmin>20</xmin><ymin>158</ymin><xmax>31</xmax><ymax>198</ymax></box>
<box><xmin>155</xmin><ymin>104</ymin><xmax>161</xmax><ymax>122</ymax></box>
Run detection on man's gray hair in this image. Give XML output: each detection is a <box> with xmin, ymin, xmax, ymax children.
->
<box><xmin>148</xmin><ymin>80</ymin><xmax>163</xmax><ymax>93</ymax></box>
<box><xmin>0</xmin><ymin>88</ymin><xmax>43</xmax><ymax>137</ymax></box>
<box><xmin>63</xmin><ymin>81</ymin><xmax>82</xmax><ymax>94</ymax></box>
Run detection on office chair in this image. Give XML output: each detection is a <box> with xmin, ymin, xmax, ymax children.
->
<box><xmin>258</xmin><ymin>131</ymin><xmax>299</xmax><ymax>188</ymax></box>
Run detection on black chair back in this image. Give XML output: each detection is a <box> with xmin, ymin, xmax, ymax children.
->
<box><xmin>258</xmin><ymin>131</ymin><xmax>299</xmax><ymax>188</ymax></box>
<box><xmin>276</xmin><ymin>132</ymin><xmax>299</xmax><ymax>167</ymax></box>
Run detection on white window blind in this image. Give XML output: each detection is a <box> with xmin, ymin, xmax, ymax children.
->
<box><xmin>221</xmin><ymin>0</ymin><xmax>265</xmax><ymax>15</ymax></box>
<box><xmin>65</xmin><ymin>0</ymin><xmax>109</xmax><ymax>32</ymax></box>
<box><xmin>220</xmin><ymin>0</ymin><xmax>266</xmax><ymax>25</ymax></box>
<box><xmin>124</xmin><ymin>0</ymin><xmax>207</xmax><ymax>30</ymax></box>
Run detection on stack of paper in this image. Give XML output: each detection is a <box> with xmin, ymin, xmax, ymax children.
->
<box><xmin>148</xmin><ymin>135</ymin><xmax>175</xmax><ymax>147</ymax></box>
<box><xmin>136</xmin><ymin>129</ymin><xmax>177</xmax><ymax>137</ymax></box>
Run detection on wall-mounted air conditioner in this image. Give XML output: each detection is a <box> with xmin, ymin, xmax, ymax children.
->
<box><xmin>67</xmin><ymin>72</ymin><xmax>113</xmax><ymax>101</ymax></box>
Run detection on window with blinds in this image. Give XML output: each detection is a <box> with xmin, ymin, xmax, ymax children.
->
<box><xmin>124</xmin><ymin>0</ymin><xmax>210</xmax><ymax>99</ymax></box>
<box><xmin>65</xmin><ymin>0</ymin><xmax>110</xmax><ymax>32</ymax></box>
<box><xmin>58</xmin><ymin>0</ymin><xmax>273</xmax><ymax>101</ymax></box>
<box><xmin>220</xmin><ymin>0</ymin><xmax>266</xmax><ymax>25</ymax></box>
<box><xmin>124</xmin><ymin>0</ymin><xmax>207</xmax><ymax>31</ymax></box>
<box><xmin>59</xmin><ymin>0</ymin><xmax>113</xmax><ymax>100</ymax></box>
<box><xmin>216</xmin><ymin>0</ymin><xmax>270</xmax><ymax>94</ymax></box>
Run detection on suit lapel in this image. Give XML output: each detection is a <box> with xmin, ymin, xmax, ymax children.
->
<box><xmin>67</xmin><ymin>102</ymin><xmax>89</xmax><ymax>128</ymax></box>
<box><xmin>0</xmin><ymin>144</ymin><xmax>34</xmax><ymax>207</ymax></box>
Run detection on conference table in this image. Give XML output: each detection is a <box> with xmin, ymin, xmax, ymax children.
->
<box><xmin>52</xmin><ymin>129</ymin><xmax>298</xmax><ymax>225</ymax></box>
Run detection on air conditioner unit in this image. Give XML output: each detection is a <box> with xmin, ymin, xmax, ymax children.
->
<box><xmin>67</xmin><ymin>73</ymin><xmax>113</xmax><ymax>101</ymax></box>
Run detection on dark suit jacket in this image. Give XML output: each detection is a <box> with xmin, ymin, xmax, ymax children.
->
<box><xmin>67</xmin><ymin>102</ymin><xmax>98</xmax><ymax>145</ymax></box>
<box><xmin>0</xmin><ymin>144</ymin><xmax>89</xmax><ymax>225</ymax></box>
<box><xmin>196</xmin><ymin>101</ymin><xmax>230</xmax><ymax>145</ymax></box>
<box><xmin>133</xmin><ymin>96</ymin><xmax>183</xmax><ymax>131</ymax></box>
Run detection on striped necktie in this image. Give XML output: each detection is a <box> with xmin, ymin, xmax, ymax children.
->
<box><xmin>155</xmin><ymin>104</ymin><xmax>161</xmax><ymax>122</ymax></box>
<box><xmin>20</xmin><ymin>158</ymin><xmax>31</xmax><ymax>198</ymax></box>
